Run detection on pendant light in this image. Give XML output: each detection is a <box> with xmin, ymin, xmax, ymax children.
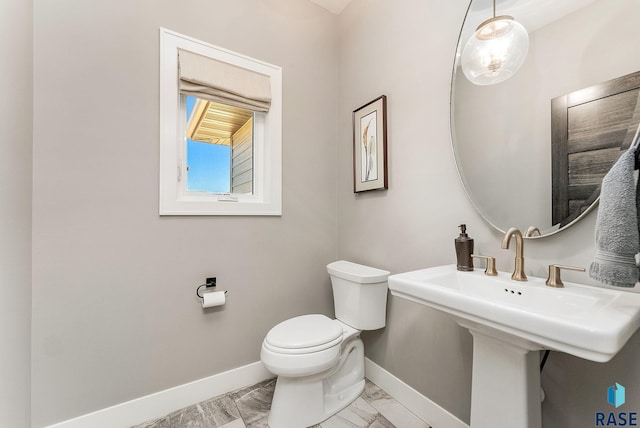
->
<box><xmin>461</xmin><ymin>0</ymin><xmax>529</xmax><ymax>86</ymax></box>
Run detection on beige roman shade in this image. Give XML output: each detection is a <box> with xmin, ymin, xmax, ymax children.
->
<box><xmin>178</xmin><ymin>49</ymin><xmax>272</xmax><ymax>112</ymax></box>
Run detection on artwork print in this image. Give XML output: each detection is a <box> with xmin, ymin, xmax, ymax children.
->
<box><xmin>353</xmin><ymin>95</ymin><xmax>388</xmax><ymax>192</ymax></box>
<box><xmin>360</xmin><ymin>111</ymin><xmax>378</xmax><ymax>182</ymax></box>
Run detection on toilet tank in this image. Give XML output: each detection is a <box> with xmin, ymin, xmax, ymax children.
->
<box><xmin>327</xmin><ymin>260</ymin><xmax>390</xmax><ymax>330</ymax></box>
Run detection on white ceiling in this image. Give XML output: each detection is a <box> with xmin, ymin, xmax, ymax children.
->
<box><xmin>309</xmin><ymin>0</ymin><xmax>353</xmax><ymax>15</ymax></box>
<box><xmin>310</xmin><ymin>0</ymin><xmax>598</xmax><ymax>22</ymax></box>
<box><xmin>465</xmin><ymin>0</ymin><xmax>600</xmax><ymax>33</ymax></box>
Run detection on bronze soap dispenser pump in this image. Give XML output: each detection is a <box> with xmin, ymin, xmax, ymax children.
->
<box><xmin>455</xmin><ymin>224</ymin><xmax>474</xmax><ymax>271</ymax></box>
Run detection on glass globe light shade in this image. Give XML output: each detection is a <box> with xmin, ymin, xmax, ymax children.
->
<box><xmin>461</xmin><ymin>15</ymin><xmax>529</xmax><ymax>86</ymax></box>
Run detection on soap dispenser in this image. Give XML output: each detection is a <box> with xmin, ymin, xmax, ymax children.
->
<box><xmin>455</xmin><ymin>224</ymin><xmax>474</xmax><ymax>271</ymax></box>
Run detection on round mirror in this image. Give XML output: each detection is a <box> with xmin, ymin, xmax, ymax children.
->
<box><xmin>451</xmin><ymin>0</ymin><xmax>640</xmax><ymax>238</ymax></box>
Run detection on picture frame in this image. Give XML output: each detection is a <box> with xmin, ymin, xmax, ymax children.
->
<box><xmin>353</xmin><ymin>95</ymin><xmax>388</xmax><ymax>193</ymax></box>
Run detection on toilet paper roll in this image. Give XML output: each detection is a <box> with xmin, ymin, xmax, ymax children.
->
<box><xmin>202</xmin><ymin>291</ymin><xmax>226</xmax><ymax>308</ymax></box>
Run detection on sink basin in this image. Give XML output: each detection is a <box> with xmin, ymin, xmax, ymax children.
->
<box><xmin>389</xmin><ymin>265</ymin><xmax>640</xmax><ymax>428</ymax></box>
<box><xmin>389</xmin><ymin>264</ymin><xmax>640</xmax><ymax>362</ymax></box>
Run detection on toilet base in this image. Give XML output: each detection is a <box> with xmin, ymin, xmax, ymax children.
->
<box><xmin>267</xmin><ymin>338</ymin><xmax>365</xmax><ymax>428</ymax></box>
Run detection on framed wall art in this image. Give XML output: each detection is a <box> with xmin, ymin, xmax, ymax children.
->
<box><xmin>353</xmin><ymin>95</ymin><xmax>388</xmax><ymax>192</ymax></box>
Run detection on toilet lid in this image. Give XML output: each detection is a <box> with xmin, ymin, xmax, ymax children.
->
<box><xmin>265</xmin><ymin>314</ymin><xmax>343</xmax><ymax>353</ymax></box>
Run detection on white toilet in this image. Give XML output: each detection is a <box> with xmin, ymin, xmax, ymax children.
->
<box><xmin>260</xmin><ymin>260</ymin><xmax>390</xmax><ymax>428</ymax></box>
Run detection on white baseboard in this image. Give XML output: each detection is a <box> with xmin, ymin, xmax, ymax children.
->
<box><xmin>45</xmin><ymin>358</ymin><xmax>467</xmax><ymax>428</ymax></box>
<box><xmin>365</xmin><ymin>358</ymin><xmax>469</xmax><ymax>428</ymax></box>
<box><xmin>44</xmin><ymin>362</ymin><xmax>273</xmax><ymax>428</ymax></box>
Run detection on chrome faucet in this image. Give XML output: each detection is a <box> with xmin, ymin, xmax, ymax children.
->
<box><xmin>501</xmin><ymin>228</ymin><xmax>527</xmax><ymax>281</ymax></box>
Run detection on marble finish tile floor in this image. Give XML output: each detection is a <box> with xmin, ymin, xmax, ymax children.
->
<box><xmin>133</xmin><ymin>378</ymin><xmax>431</xmax><ymax>428</ymax></box>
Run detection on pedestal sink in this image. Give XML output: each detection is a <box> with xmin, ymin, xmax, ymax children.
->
<box><xmin>388</xmin><ymin>265</ymin><xmax>640</xmax><ymax>428</ymax></box>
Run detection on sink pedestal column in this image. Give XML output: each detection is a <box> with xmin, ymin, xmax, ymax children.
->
<box><xmin>468</xmin><ymin>329</ymin><xmax>542</xmax><ymax>428</ymax></box>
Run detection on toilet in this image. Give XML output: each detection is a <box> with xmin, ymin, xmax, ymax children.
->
<box><xmin>260</xmin><ymin>260</ymin><xmax>390</xmax><ymax>428</ymax></box>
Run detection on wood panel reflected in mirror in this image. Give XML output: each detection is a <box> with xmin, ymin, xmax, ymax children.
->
<box><xmin>551</xmin><ymin>71</ymin><xmax>640</xmax><ymax>228</ymax></box>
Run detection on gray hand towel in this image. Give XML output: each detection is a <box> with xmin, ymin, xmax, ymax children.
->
<box><xmin>589</xmin><ymin>147</ymin><xmax>639</xmax><ymax>287</ymax></box>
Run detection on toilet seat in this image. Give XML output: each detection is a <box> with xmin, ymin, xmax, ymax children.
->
<box><xmin>261</xmin><ymin>314</ymin><xmax>345</xmax><ymax>377</ymax></box>
<box><xmin>264</xmin><ymin>314</ymin><xmax>343</xmax><ymax>354</ymax></box>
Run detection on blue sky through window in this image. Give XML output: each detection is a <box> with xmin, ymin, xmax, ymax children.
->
<box><xmin>185</xmin><ymin>96</ymin><xmax>231</xmax><ymax>193</ymax></box>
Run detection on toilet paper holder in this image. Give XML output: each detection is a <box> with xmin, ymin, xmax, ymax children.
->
<box><xmin>195</xmin><ymin>277</ymin><xmax>228</xmax><ymax>299</ymax></box>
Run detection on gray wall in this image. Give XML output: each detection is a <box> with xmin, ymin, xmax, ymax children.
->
<box><xmin>338</xmin><ymin>0</ymin><xmax>640</xmax><ymax>427</ymax></box>
<box><xmin>338</xmin><ymin>1</ymin><xmax>477</xmax><ymax>421</ymax></box>
<box><xmin>0</xmin><ymin>0</ymin><xmax>33</xmax><ymax>426</ymax></box>
<box><xmin>31</xmin><ymin>1</ymin><xmax>339</xmax><ymax>426</ymax></box>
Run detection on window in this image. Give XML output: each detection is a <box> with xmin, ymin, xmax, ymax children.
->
<box><xmin>159</xmin><ymin>28</ymin><xmax>282</xmax><ymax>215</ymax></box>
<box><xmin>184</xmin><ymin>96</ymin><xmax>255</xmax><ymax>194</ymax></box>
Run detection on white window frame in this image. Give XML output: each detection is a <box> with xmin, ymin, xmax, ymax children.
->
<box><xmin>159</xmin><ymin>28</ymin><xmax>282</xmax><ymax>215</ymax></box>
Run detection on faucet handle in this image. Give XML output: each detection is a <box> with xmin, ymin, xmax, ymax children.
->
<box><xmin>471</xmin><ymin>255</ymin><xmax>498</xmax><ymax>276</ymax></box>
<box><xmin>525</xmin><ymin>226</ymin><xmax>541</xmax><ymax>237</ymax></box>
<box><xmin>545</xmin><ymin>264</ymin><xmax>585</xmax><ymax>288</ymax></box>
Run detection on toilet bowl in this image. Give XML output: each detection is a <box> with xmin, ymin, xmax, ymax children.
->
<box><xmin>260</xmin><ymin>261</ymin><xmax>389</xmax><ymax>428</ymax></box>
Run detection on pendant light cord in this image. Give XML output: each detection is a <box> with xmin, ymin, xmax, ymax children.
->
<box><xmin>540</xmin><ymin>350</ymin><xmax>550</xmax><ymax>372</ymax></box>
